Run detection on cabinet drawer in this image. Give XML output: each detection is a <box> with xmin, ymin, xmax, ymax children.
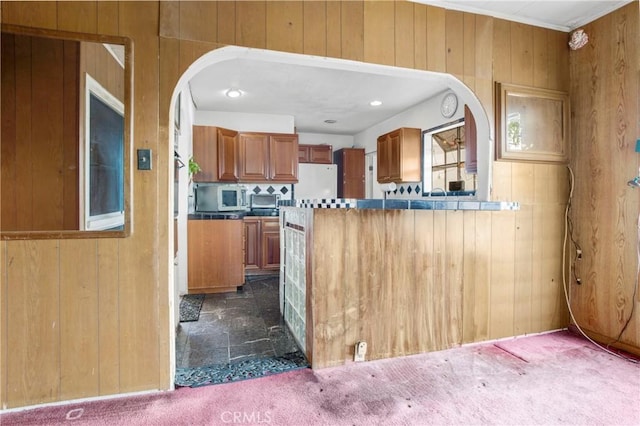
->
<box><xmin>262</xmin><ymin>218</ymin><xmax>279</xmax><ymax>231</ymax></box>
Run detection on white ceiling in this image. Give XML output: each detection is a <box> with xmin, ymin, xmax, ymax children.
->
<box><xmin>188</xmin><ymin>0</ymin><xmax>633</xmax><ymax>136</ymax></box>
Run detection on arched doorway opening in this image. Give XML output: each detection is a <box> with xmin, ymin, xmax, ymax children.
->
<box><xmin>167</xmin><ymin>46</ymin><xmax>493</xmax><ymax>386</ymax></box>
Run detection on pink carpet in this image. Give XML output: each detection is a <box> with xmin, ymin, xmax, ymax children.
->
<box><xmin>2</xmin><ymin>330</ymin><xmax>639</xmax><ymax>425</ymax></box>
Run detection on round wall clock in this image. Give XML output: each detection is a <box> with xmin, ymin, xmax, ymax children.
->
<box><xmin>440</xmin><ymin>92</ymin><xmax>458</xmax><ymax>118</ymax></box>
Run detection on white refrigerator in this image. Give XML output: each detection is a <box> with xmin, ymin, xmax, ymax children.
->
<box><xmin>294</xmin><ymin>164</ymin><xmax>337</xmax><ymax>199</ymax></box>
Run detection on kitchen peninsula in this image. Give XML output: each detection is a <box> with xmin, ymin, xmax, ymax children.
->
<box><xmin>279</xmin><ymin>198</ymin><xmax>519</xmax><ymax>369</ymax></box>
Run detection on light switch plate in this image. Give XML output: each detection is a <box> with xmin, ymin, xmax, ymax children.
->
<box><xmin>137</xmin><ymin>149</ymin><xmax>152</xmax><ymax>170</ymax></box>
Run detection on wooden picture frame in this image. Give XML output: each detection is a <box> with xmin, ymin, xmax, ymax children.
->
<box><xmin>495</xmin><ymin>82</ymin><xmax>569</xmax><ymax>163</ymax></box>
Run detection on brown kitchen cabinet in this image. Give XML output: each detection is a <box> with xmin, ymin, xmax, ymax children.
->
<box><xmin>238</xmin><ymin>132</ymin><xmax>299</xmax><ymax>182</ymax></box>
<box><xmin>243</xmin><ymin>217</ymin><xmax>280</xmax><ymax>274</ymax></box>
<box><xmin>377</xmin><ymin>127</ymin><xmax>421</xmax><ymax>183</ymax></box>
<box><xmin>187</xmin><ymin>219</ymin><xmax>244</xmax><ymax>293</ymax></box>
<box><xmin>334</xmin><ymin>148</ymin><xmax>365</xmax><ymax>198</ymax></box>
<box><xmin>238</xmin><ymin>133</ymin><xmax>270</xmax><ymax>181</ymax></box>
<box><xmin>243</xmin><ymin>217</ymin><xmax>261</xmax><ymax>271</ymax></box>
<box><xmin>192</xmin><ymin>126</ymin><xmax>239</xmax><ymax>182</ymax></box>
<box><xmin>269</xmin><ymin>134</ymin><xmax>299</xmax><ymax>181</ymax></box>
<box><xmin>298</xmin><ymin>144</ymin><xmax>333</xmax><ymax>164</ymax></box>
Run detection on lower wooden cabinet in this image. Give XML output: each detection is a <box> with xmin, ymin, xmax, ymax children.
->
<box><xmin>244</xmin><ymin>217</ymin><xmax>280</xmax><ymax>274</ymax></box>
<box><xmin>187</xmin><ymin>219</ymin><xmax>244</xmax><ymax>293</ymax></box>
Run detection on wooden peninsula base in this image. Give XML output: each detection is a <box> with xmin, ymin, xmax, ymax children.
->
<box><xmin>279</xmin><ymin>201</ymin><xmax>567</xmax><ymax>369</ymax></box>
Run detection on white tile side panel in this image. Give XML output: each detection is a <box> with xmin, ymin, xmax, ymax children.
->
<box><xmin>281</xmin><ymin>208</ymin><xmax>308</xmax><ymax>350</ymax></box>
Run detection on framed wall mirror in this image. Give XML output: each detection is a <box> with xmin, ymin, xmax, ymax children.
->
<box><xmin>495</xmin><ymin>82</ymin><xmax>569</xmax><ymax>163</ymax></box>
<box><xmin>1</xmin><ymin>24</ymin><xmax>133</xmax><ymax>239</ymax></box>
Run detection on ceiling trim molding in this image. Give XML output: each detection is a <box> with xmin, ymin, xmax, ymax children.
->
<box><xmin>408</xmin><ymin>0</ymin><xmax>634</xmax><ymax>32</ymax></box>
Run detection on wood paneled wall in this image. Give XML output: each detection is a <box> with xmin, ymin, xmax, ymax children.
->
<box><xmin>569</xmin><ymin>3</ymin><xmax>640</xmax><ymax>353</ymax></box>
<box><xmin>1</xmin><ymin>33</ymin><xmax>80</xmax><ymax>231</ymax></box>
<box><xmin>1</xmin><ymin>1</ymin><xmax>166</xmax><ymax>409</ymax></box>
<box><xmin>309</xmin><ymin>208</ymin><xmax>569</xmax><ymax>368</ymax></box>
<box><xmin>1</xmin><ymin>0</ymin><xmax>633</xmax><ymax>410</ymax></box>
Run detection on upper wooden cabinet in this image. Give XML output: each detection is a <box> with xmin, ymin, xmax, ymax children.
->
<box><xmin>269</xmin><ymin>134</ymin><xmax>299</xmax><ymax>182</ymax></box>
<box><xmin>193</xmin><ymin>126</ymin><xmax>298</xmax><ymax>183</ymax></box>
<box><xmin>377</xmin><ymin>127</ymin><xmax>421</xmax><ymax>183</ymax></box>
<box><xmin>334</xmin><ymin>148</ymin><xmax>365</xmax><ymax>198</ymax></box>
<box><xmin>238</xmin><ymin>132</ymin><xmax>298</xmax><ymax>182</ymax></box>
<box><xmin>238</xmin><ymin>133</ymin><xmax>270</xmax><ymax>181</ymax></box>
<box><xmin>299</xmin><ymin>144</ymin><xmax>333</xmax><ymax>164</ymax></box>
<box><xmin>192</xmin><ymin>126</ymin><xmax>239</xmax><ymax>182</ymax></box>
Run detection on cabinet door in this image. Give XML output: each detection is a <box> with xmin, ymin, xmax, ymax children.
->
<box><xmin>377</xmin><ymin>135</ymin><xmax>390</xmax><ymax>183</ymax></box>
<box><xmin>309</xmin><ymin>145</ymin><xmax>332</xmax><ymax>164</ymax></box>
<box><xmin>342</xmin><ymin>148</ymin><xmax>365</xmax><ymax>198</ymax></box>
<box><xmin>298</xmin><ymin>145</ymin><xmax>311</xmax><ymax>163</ymax></box>
<box><xmin>261</xmin><ymin>219</ymin><xmax>280</xmax><ymax>270</ymax></box>
<box><xmin>187</xmin><ymin>219</ymin><xmax>244</xmax><ymax>292</ymax></box>
<box><xmin>192</xmin><ymin>126</ymin><xmax>218</xmax><ymax>182</ymax></box>
<box><xmin>387</xmin><ymin>129</ymin><xmax>402</xmax><ymax>181</ymax></box>
<box><xmin>238</xmin><ymin>133</ymin><xmax>270</xmax><ymax>181</ymax></box>
<box><xmin>243</xmin><ymin>218</ymin><xmax>261</xmax><ymax>271</ymax></box>
<box><xmin>217</xmin><ymin>127</ymin><xmax>239</xmax><ymax>181</ymax></box>
<box><xmin>269</xmin><ymin>134</ymin><xmax>299</xmax><ymax>182</ymax></box>
<box><xmin>464</xmin><ymin>105</ymin><xmax>477</xmax><ymax>174</ymax></box>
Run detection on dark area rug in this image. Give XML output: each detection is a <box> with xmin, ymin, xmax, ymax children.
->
<box><xmin>175</xmin><ymin>352</ymin><xmax>309</xmax><ymax>387</ymax></box>
<box><xmin>179</xmin><ymin>294</ymin><xmax>205</xmax><ymax>322</ymax></box>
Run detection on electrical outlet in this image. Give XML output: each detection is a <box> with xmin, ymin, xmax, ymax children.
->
<box><xmin>354</xmin><ymin>341</ymin><xmax>367</xmax><ymax>362</ymax></box>
<box><xmin>576</xmin><ymin>249</ymin><xmax>582</xmax><ymax>260</ymax></box>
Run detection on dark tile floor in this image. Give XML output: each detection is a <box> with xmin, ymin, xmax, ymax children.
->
<box><xmin>175</xmin><ymin>275</ymin><xmax>302</xmax><ymax>368</ymax></box>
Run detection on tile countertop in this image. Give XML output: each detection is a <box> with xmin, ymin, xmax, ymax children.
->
<box><xmin>279</xmin><ymin>198</ymin><xmax>520</xmax><ymax>211</ymax></box>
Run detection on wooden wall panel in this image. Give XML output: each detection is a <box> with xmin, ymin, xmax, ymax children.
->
<box><xmin>117</xmin><ymin>0</ymin><xmax>161</xmax><ymax>393</ymax></box>
<box><xmin>414</xmin><ymin>211</ymin><xmax>436</xmax><ymax>351</ymax></box>
<box><xmin>311</xmin><ymin>209</ymin><xmax>346</xmax><ymax>367</ymax></box>
<box><xmin>426</xmin><ymin>5</ymin><xmax>446</xmax><ymax>73</ymax></box>
<box><xmin>394</xmin><ymin>1</ymin><xmax>414</xmax><ymax>68</ymax></box>
<box><xmin>97</xmin><ymin>1</ymin><xmax>120</xmax><ymax>36</ymax></box>
<box><xmin>445</xmin><ymin>10</ymin><xmax>464</xmax><ymax>79</ymax></box>
<box><xmin>355</xmin><ymin>210</ymin><xmax>385</xmax><ymax>361</ymax></box>
<box><xmin>57</xmin><ymin>1</ymin><xmax>97</xmax><ymax>33</ymax></box>
<box><xmin>266</xmin><ymin>1</ymin><xmax>303</xmax><ymax>54</ymax></box>
<box><xmin>341</xmin><ymin>1</ymin><xmax>364</xmax><ymax>61</ymax></box>
<box><xmin>385</xmin><ymin>210</ymin><xmax>414</xmax><ymax>356</ymax></box>
<box><xmin>6</xmin><ymin>241</ymin><xmax>60</xmax><ymax>406</ymax></box>
<box><xmin>325</xmin><ymin>1</ymin><xmax>341</xmax><ymax>59</ymax></box>
<box><xmin>179</xmin><ymin>1</ymin><xmax>217</xmax><ymax>43</ymax></box>
<box><xmin>97</xmin><ymin>239</ymin><xmax>121</xmax><ymax>395</ymax></box>
<box><xmin>363</xmin><ymin>1</ymin><xmax>394</xmax><ymax>66</ymax></box>
<box><xmin>59</xmin><ymin>240</ymin><xmax>99</xmax><ymax>400</ymax></box>
<box><xmin>302</xmin><ymin>1</ymin><xmax>326</xmax><ymax>56</ymax></box>
<box><xmin>413</xmin><ymin>4</ymin><xmax>427</xmax><ymax>70</ymax></box>
<box><xmin>462</xmin><ymin>13</ymin><xmax>476</xmax><ymax>90</ymax></box>
<box><xmin>0</xmin><ymin>1</ymin><xmax>56</xmax><ymax>29</ymax></box>
<box><xmin>236</xmin><ymin>1</ymin><xmax>266</xmax><ymax>49</ymax></box>
<box><xmin>489</xmin><ymin>212</ymin><xmax>516</xmax><ymax>339</ymax></box>
<box><xmin>569</xmin><ymin>1</ymin><xmax>639</xmax><ymax>353</ymax></box>
<box><xmin>217</xmin><ymin>1</ymin><xmax>236</xmax><ymax>45</ymax></box>
<box><xmin>342</xmin><ymin>210</ymin><xmax>361</xmax><ymax>360</ymax></box>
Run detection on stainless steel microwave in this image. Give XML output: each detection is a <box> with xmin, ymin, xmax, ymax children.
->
<box><xmin>194</xmin><ymin>183</ymin><xmax>248</xmax><ymax>212</ymax></box>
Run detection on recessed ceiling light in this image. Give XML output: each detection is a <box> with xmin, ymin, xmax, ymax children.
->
<box><xmin>226</xmin><ymin>89</ymin><xmax>243</xmax><ymax>98</ymax></box>
<box><xmin>324</xmin><ymin>119</ymin><xmax>337</xmax><ymax>124</ymax></box>
<box><xmin>370</xmin><ymin>100</ymin><xmax>383</xmax><ymax>107</ymax></box>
